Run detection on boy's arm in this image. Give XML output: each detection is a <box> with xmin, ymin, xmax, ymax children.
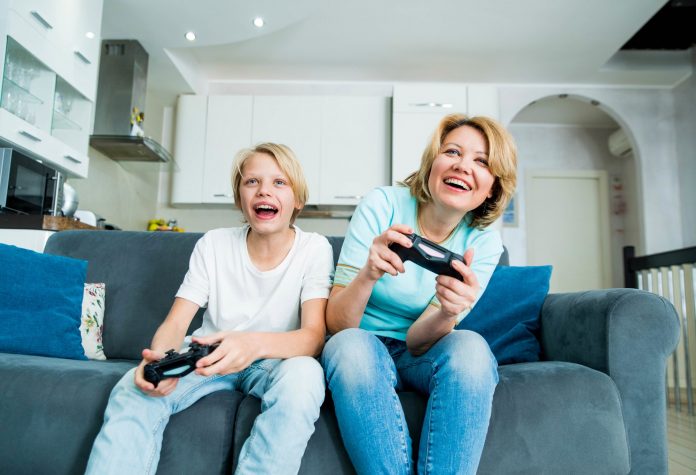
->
<box><xmin>135</xmin><ymin>297</ymin><xmax>200</xmax><ymax>396</ymax></box>
<box><xmin>193</xmin><ymin>297</ymin><xmax>327</xmax><ymax>376</ymax></box>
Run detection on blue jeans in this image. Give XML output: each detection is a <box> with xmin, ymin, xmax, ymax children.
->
<box><xmin>321</xmin><ymin>328</ymin><xmax>498</xmax><ymax>475</ymax></box>
<box><xmin>85</xmin><ymin>356</ymin><xmax>325</xmax><ymax>475</ymax></box>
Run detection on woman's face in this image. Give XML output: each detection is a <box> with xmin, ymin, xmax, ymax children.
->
<box><xmin>427</xmin><ymin>125</ymin><xmax>495</xmax><ymax>216</ymax></box>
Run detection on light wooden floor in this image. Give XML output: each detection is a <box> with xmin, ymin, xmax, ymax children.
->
<box><xmin>668</xmin><ymin>405</ymin><xmax>696</xmax><ymax>474</ymax></box>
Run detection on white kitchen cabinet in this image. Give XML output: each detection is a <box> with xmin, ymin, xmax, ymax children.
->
<box><xmin>320</xmin><ymin>96</ymin><xmax>390</xmax><ymax>205</ymax></box>
<box><xmin>252</xmin><ymin>96</ymin><xmax>322</xmax><ymax>204</ymax></box>
<box><xmin>202</xmin><ymin>95</ymin><xmax>253</xmax><ymax>204</ymax></box>
<box><xmin>171</xmin><ymin>95</ymin><xmax>207</xmax><ymax>204</ymax></box>
<box><xmin>172</xmin><ymin>94</ymin><xmax>391</xmax><ymax>206</ymax></box>
<box><xmin>391</xmin><ymin>83</ymin><xmax>499</xmax><ymax>185</ymax></box>
<box><xmin>0</xmin><ymin>0</ymin><xmax>102</xmax><ymax>178</ymax></box>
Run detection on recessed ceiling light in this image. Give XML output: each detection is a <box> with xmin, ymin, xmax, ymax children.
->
<box><xmin>185</xmin><ymin>31</ymin><xmax>196</xmax><ymax>41</ymax></box>
<box><xmin>253</xmin><ymin>17</ymin><xmax>265</xmax><ymax>28</ymax></box>
<box><xmin>85</xmin><ymin>32</ymin><xmax>95</xmax><ymax>39</ymax></box>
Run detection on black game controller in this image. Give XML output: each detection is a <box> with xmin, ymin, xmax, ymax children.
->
<box><xmin>143</xmin><ymin>342</ymin><xmax>219</xmax><ymax>387</ymax></box>
<box><xmin>388</xmin><ymin>233</ymin><xmax>465</xmax><ymax>281</ymax></box>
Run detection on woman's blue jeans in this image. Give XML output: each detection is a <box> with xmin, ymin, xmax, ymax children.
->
<box><xmin>85</xmin><ymin>356</ymin><xmax>325</xmax><ymax>475</ymax></box>
<box><xmin>321</xmin><ymin>328</ymin><xmax>498</xmax><ymax>475</ymax></box>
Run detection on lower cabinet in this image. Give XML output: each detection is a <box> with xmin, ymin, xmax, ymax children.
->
<box><xmin>172</xmin><ymin>94</ymin><xmax>391</xmax><ymax>206</ymax></box>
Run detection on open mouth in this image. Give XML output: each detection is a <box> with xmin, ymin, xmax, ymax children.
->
<box><xmin>254</xmin><ymin>204</ymin><xmax>278</xmax><ymax>218</ymax></box>
<box><xmin>443</xmin><ymin>178</ymin><xmax>471</xmax><ymax>191</ymax></box>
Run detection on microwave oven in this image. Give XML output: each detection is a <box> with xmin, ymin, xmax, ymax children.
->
<box><xmin>0</xmin><ymin>148</ymin><xmax>63</xmax><ymax>215</ymax></box>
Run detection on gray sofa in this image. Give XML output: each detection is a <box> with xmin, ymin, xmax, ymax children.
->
<box><xmin>0</xmin><ymin>230</ymin><xmax>680</xmax><ymax>475</ymax></box>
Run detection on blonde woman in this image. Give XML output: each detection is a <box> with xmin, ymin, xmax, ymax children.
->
<box><xmin>87</xmin><ymin>143</ymin><xmax>334</xmax><ymax>475</ymax></box>
<box><xmin>322</xmin><ymin>114</ymin><xmax>517</xmax><ymax>475</ymax></box>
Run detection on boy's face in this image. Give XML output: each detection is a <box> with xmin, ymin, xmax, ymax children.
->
<box><xmin>238</xmin><ymin>153</ymin><xmax>300</xmax><ymax>234</ymax></box>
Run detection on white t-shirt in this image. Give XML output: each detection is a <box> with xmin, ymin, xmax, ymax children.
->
<box><xmin>176</xmin><ymin>226</ymin><xmax>335</xmax><ymax>338</ymax></box>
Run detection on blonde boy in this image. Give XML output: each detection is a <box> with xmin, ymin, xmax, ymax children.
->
<box><xmin>86</xmin><ymin>143</ymin><xmax>334</xmax><ymax>475</ymax></box>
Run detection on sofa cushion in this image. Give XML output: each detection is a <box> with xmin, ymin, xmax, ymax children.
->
<box><xmin>0</xmin><ymin>353</ymin><xmax>243</xmax><ymax>475</ymax></box>
<box><xmin>457</xmin><ymin>265</ymin><xmax>552</xmax><ymax>365</ymax></box>
<box><xmin>479</xmin><ymin>361</ymin><xmax>629</xmax><ymax>474</ymax></box>
<box><xmin>0</xmin><ymin>243</ymin><xmax>87</xmax><ymax>360</ymax></box>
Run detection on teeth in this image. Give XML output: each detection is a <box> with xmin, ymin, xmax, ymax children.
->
<box><xmin>255</xmin><ymin>204</ymin><xmax>277</xmax><ymax>211</ymax></box>
<box><xmin>444</xmin><ymin>178</ymin><xmax>471</xmax><ymax>191</ymax></box>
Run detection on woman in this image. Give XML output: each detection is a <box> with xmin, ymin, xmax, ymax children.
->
<box><xmin>321</xmin><ymin>114</ymin><xmax>517</xmax><ymax>474</ymax></box>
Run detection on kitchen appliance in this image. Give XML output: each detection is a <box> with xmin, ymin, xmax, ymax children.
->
<box><xmin>0</xmin><ymin>148</ymin><xmax>63</xmax><ymax>215</ymax></box>
<box><xmin>61</xmin><ymin>183</ymin><xmax>79</xmax><ymax>217</ymax></box>
<box><xmin>89</xmin><ymin>40</ymin><xmax>171</xmax><ymax>163</ymax></box>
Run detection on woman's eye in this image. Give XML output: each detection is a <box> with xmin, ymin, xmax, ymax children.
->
<box><xmin>475</xmin><ymin>158</ymin><xmax>489</xmax><ymax>167</ymax></box>
<box><xmin>444</xmin><ymin>149</ymin><xmax>460</xmax><ymax>157</ymax></box>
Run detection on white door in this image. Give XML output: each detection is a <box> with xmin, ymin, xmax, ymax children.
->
<box><xmin>526</xmin><ymin>170</ymin><xmax>611</xmax><ymax>293</ymax></box>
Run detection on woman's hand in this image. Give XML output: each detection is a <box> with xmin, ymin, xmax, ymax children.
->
<box><xmin>135</xmin><ymin>348</ymin><xmax>179</xmax><ymax>397</ymax></box>
<box><xmin>435</xmin><ymin>248</ymin><xmax>479</xmax><ymax>319</ymax></box>
<box><xmin>192</xmin><ymin>332</ymin><xmax>261</xmax><ymax>376</ymax></box>
<box><xmin>359</xmin><ymin>224</ymin><xmax>414</xmax><ymax>282</ymax></box>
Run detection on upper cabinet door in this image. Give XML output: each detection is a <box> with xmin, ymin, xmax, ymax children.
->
<box><xmin>202</xmin><ymin>95</ymin><xmax>253</xmax><ymax>204</ymax></box>
<box><xmin>172</xmin><ymin>95</ymin><xmax>207</xmax><ymax>204</ymax></box>
<box><xmin>320</xmin><ymin>96</ymin><xmax>390</xmax><ymax>205</ymax></box>
<box><xmin>252</xmin><ymin>96</ymin><xmax>322</xmax><ymax>204</ymax></box>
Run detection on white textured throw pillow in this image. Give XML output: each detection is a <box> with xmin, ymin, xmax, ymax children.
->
<box><xmin>80</xmin><ymin>283</ymin><xmax>106</xmax><ymax>360</ymax></box>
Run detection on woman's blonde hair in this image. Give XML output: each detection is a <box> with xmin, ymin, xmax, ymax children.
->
<box><xmin>231</xmin><ymin>143</ymin><xmax>308</xmax><ymax>224</ymax></box>
<box><xmin>402</xmin><ymin>114</ymin><xmax>517</xmax><ymax>229</ymax></box>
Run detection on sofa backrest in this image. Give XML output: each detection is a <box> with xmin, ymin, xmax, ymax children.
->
<box><xmin>44</xmin><ymin>230</ymin><xmax>206</xmax><ymax>359</ymax></box>
<box><xmin>44</xmin><ymin>230</ymin><xmax>504</xmax><ymax>360</ymax></box>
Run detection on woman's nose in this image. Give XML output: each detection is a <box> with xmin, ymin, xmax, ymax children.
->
<box><xmin>452</xmin><ymin>156</ymin><xmax>472</xmax><ymax>174</ymax></box>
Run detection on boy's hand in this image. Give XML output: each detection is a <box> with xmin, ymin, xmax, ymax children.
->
<box><xmin>134</xmin><ymin>348</ymin><xmax>179</xmax><ymax>397</ymax></box>
<box><xmin>193</xmin><ymin>332</ymin><xmax>260</xmax><ymax>376</ymax></box>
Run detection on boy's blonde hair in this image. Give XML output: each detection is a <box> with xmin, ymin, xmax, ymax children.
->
<box><xmin>231</xmin><ymin>143</ymin><xmax>308</xmax><ymax>224</ymax></box>
<box><xmin>402</xmin><ymin>114</ymin><xmax>518</xmax><ymax>229</ymax></box>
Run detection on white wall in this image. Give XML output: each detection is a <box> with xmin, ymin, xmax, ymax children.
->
<box><xmin>499</xmin><ymin>86</ymin><xmax>683</xmax><ymax>255</ymax></box>
<box><xmin>674</xmin><ymin>51</ymin><xmax>696</xmax><ymax>247</ymax></box>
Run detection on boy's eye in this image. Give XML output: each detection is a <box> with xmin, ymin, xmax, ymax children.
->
<box><xmin>245</xmin><ymin>178</ymin><xmax>258</xmax><ymax>185</ymax></box>
<box><xmin>274</xmin><ymin>179</ymin><xmax>287</xmax><ymax>186</ymax></box>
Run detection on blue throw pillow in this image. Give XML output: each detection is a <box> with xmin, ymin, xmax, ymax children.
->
<box><xmin>456</xmin><ymin>265</ymin><xmax>552</xmax><ymax>365</ymax></box>
<box><xmin>0</xmin><ymin>243</ymin><xmax>87</xmax><ymax>360</ymax></box>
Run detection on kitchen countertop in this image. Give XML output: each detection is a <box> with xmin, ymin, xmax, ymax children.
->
<box><xmin>0</xmin><ymin>215</ymin><xmax>98</xmax><ymax>231</ymax></box>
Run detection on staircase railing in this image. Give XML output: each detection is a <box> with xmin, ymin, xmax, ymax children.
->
<box><xmin>624</xmin><ymin>245</ymin><xmax>696</xmax><ymax>414</ymax></box>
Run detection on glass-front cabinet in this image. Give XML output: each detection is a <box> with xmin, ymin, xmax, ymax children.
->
<box><xmin>0</xmin><ymin>0</ymin><xmax>103</xmax><ymax>178</ymax></box>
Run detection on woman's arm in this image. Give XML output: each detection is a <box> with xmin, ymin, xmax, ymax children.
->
<box><xmin>193</xmin><ymin>297</ymin><xmax>327</xmax><ymax>375</ymax></box>
<box><xmin>326</xmin><ymin>224</ymin><xmax>414</xmax><ymax>334</ymax></box>
<box><xmin>135</xmin><ymin>297</ymin><xmax>201</xmax><ymax>395</ymax></box>
<box><xmin>406</xmin><ymin>252</ymin><xmax>478</xmax><ymax>355</ymax></box>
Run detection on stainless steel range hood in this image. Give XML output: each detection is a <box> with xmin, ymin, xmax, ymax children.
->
<box><xmin>89</xmin><ymin>40</ymin><xmax>171</xmax><ymax>163</ymax></box>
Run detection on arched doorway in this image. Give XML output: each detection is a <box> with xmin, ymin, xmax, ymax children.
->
<box><xmin>505</xmin><ymin>94</ymin><xmax>641</xmax><ymax>291</ymax></box>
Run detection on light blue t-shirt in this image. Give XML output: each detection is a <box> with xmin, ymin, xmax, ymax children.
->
<box><xmin>334</xmin><ymin>186</ymin><xmax>503</xmax><ymax>341</ymax></box>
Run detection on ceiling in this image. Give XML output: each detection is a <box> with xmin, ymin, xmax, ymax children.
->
<box><xmin>100</xmin><ymin>0</ymin><xmax>693</xmax><ymax>109</ymax></box>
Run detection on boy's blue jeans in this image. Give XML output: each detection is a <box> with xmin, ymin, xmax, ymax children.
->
<box><xmin>321</xmin><ymin>328</ymin><xmax>498</xmax><ymax>475</ymax></box>
<box><xmin>85</xmin><ymin>356</ymin><xmax>325</xmax><ymax>475</ymax></box>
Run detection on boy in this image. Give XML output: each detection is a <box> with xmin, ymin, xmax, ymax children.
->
<box><xmin>86</xmin><ymin>143</ymin><xmax>334</xmax><ymax>475</ymax></box>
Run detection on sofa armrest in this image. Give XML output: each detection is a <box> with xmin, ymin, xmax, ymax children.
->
<box><xmin>540</xmin><ymin>288</ymin><xmax>680</xmax><ymax>474</ymax></box>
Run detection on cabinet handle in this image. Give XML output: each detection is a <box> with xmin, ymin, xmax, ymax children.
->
<box><xmin>19</xmin><ymin>130</ymin><xmax>42</xmax><ymax>142</ymax></box>
<box><xmin>409</xmin><ymin>102</ymin><xmax>453</xmax><ymax>109</ymax></box>
<box><xmin>73</xmin><ymin>51</ymin><xmax>91</xmax><ymax>65</ymax></box>
<box><xmin>213</xmin><ymin>193</ymin><xmax>233</xmax><ymax>198</ymax></box>
<box><xmin>334</xmin><ymin>195</ymin><xmax>362</xmax><ymax>200</ymax></box>
<box><xmin>64</xmin><ymin>155</ymin><xmax>82</xmax><ymax>164</ymax></box>
<box><xmin>30</xmin><ymin>11</ymin><xmax>53</xmax><ymax>30</ymax></box>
